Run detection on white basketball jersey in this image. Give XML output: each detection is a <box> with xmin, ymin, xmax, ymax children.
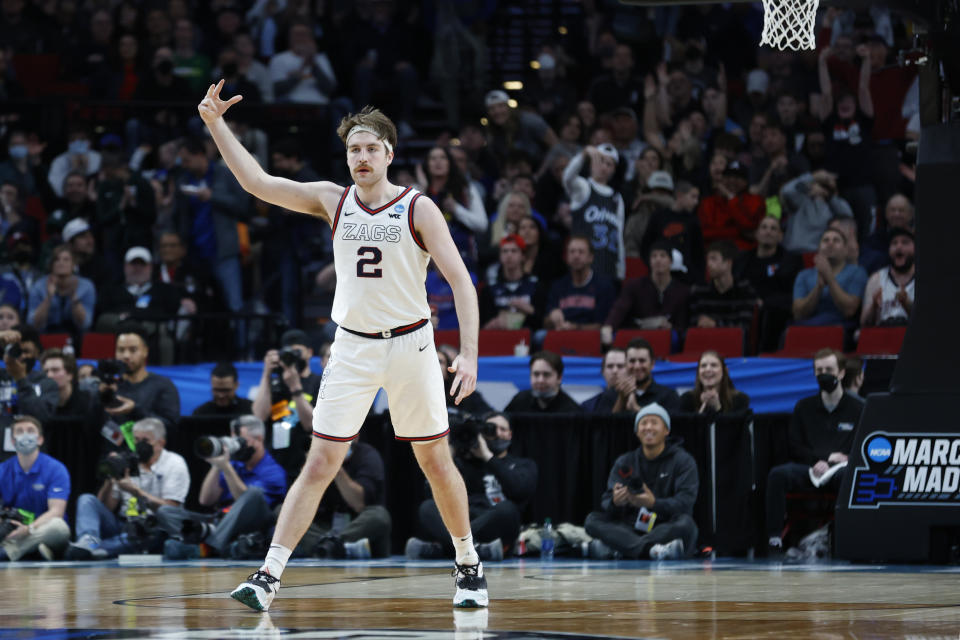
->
<box><xmin>330</xmin><ymin>185</ymin><xmax>432</xmax><ymax>332</ymax></box>
<box><xmin>877</xmin><ymin>267</ymin><xmax>914</xmax><ymax>324</ymax></box>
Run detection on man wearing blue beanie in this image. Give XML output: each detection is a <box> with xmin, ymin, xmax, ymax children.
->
<box><xmin>583</xmin><ymin>403</ymin><xmax>699</xmax><ymax>560</ymax></box>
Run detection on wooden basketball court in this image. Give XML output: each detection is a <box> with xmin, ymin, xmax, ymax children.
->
<box><xmin>6</xmin><ymin>558</ymin><xmax>960</xmax><ymax>638</ymax></box>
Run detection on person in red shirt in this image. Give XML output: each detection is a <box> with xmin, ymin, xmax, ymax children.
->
<box><xmin>696</xmin><ymin>161</ymin><xmax>765</xmax><ymax>252</ymax></box>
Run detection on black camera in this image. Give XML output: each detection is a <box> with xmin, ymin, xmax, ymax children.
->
<box><xmin>277</xmin><ymin>346</ymin><xmax>307</xmax><ymax>373</ymax></box>
<box><xmin>180</xmin><ymin>518</ymin><xmax>216</xmax><ymax>544</ymax></box>
<box><xmin>448</xmin><ymin>411</ymin><xmax>497</xmax><ymax>459</ymax></box>
<box><xmin>3</xmin><ymin>342</ymin><xmax>22</xmax><ymax>360</ymax></box>
<box><xmin>0</xmin><ymin>505</ymin><xmax>26</xmax><ymax>540</ymax></box>
<box><xmin>96</xmin><ymin>359</ymin><xmax>129</xmax><ymax>405</ymax></box>
<box><xmin>97</xmin><ymin>450</ymin><xmax>140</xmax><ymax>479</ymax></box>
<box><xmin>124</xmin><ymin>513</ymin><xmax>160</xmax><ymax>550</ymax></box>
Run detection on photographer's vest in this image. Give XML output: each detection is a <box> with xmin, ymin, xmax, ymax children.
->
<box><xmin>330</xmin><ymin>185</ymin><xmax>432</xmax><ymax>332</ymax></box>
<box><xmin>571</xmin><ymin>181</ymin><xmax>624</xmax><ymax>280</ymax></box>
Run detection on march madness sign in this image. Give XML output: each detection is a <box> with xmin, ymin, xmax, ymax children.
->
<box><xmin>849</xmin><ymin>431</ymin><xmax>960</xmax><ymax>508</ymax></box>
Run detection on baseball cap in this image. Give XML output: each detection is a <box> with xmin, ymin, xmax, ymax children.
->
<box><xmin>62</xmin><ymin>218</ymin><xmax>91</xmax><ymax>243</ymax></box>
<box><xmin>647</xmin><ymin>170</ymin><xmax>675</xmax><ymax>192</ymax></box>
<box><xmin>595</xmin><ymin>143</ymin><xmax>619</xmax><ymax>164</ymax></box>
<box><xmin>500</xmin><ymin>234</ymin><xmax>527</xmax><ymax>251</ymax></box>
<box><xmin>281</xmin><ymin>328</ymin><xmax>309</xmax><ymax>348</ymax></box>
<box><xmin>746</xmin><ymin>69</ymin><xmax>769</xmax><ymax>94</ymax></box>
<box><xmin>485</xmin><ymin>90</ymin><xmax>510</xmax><ymax>108</ymax></box>
<box><xmin>635</xmin><ymin>402</ymin><xmax>671</xmax><ymax>432</ymax></box>
<box><xmin>124</xmin><ymin>247</ymin><xmax>152</xmax><ymax>263</ymax></box>
<box><xmin>6</xmin><ymin>230</ymin><xmax>30</xmax><ymax>250</ymax></box>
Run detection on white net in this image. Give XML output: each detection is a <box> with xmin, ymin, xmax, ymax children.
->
<box><xmin>760</xmin><ymin>0</ymin><xmax>821</xmax><ymax>50</ymax></box>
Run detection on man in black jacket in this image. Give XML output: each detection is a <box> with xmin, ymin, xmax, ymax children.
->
<box><xmin>0</xmin><ymin>326</ymin><xmax>57</xmax><ymax>433</ymax></box>
<box><xmin>504</xmin><ymin>351</ymin><xmax>582</xmax><ymax>413</ymax></box>
<box><xmin>584</xmin><ymin>403</ymin><xmax>699</xmax><ymax>559</ymax></box>
<box><xmin>408</xmin><ymin>412</ymin><xmax>538</xmax><ymax>561</ymax></box>
<box><xmin>765</xmin><ymin>348</ymin><xmax>862</xmax><ymax>555</ymax></box>
<box><xmin>591</xmin><ymin>338</ymin><xmax>680</xmax><ymax>414</ymax></box>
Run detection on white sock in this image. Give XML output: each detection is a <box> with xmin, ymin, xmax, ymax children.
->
<box><xmin>452</xmin><ymin>533</ymin><xmax>478</xmax><ymax>565</ymax></box>
<box><xmin>261</xmin><ymin>543</ymin><xmax>293</xmax><ymax>579</ymax></box>
<box><xmin>768</xmin><ymin>536</ymin><xmax>782</xmax><ymax>548</ymax></box>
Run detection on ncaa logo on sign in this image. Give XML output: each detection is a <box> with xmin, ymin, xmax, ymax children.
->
<box><xmin>867</xmin><ymin>436</ymin><xmax>892</xmax><ymax>463</ymax></box>
<box><xmin>394</xmin><ymin>204</ymin><xmax>405</xmax><ymax>213</ymax></box>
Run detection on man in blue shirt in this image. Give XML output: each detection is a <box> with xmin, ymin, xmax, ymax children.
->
<box><xmin>157</xmin><ymin>415</ymin><xmax>287</xmax><ymax>559</ymax></box>
<box><xmin>543</xmin><ymin>235</ymin><xmax>617</xmax><ymax>331</ymax></box>
<box><xmin>792</xmin><ymin>228</ymin><xmax>868</xmax><ymax>326</ymax></box>
<box><xmin>0</xmin><ymin>415</ymin><xmax>71</xmax><ymax>561</ymax></box>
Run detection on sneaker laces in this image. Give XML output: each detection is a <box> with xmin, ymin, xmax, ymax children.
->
<box><xmin>248</xmin><ymin>569</ymin><xmax>279</xmax><ymax>584</ymax></box>
<box><xmin>453</xmin><ymin>562</ymin><xmax>481</xmax><ymax>579</ymax></box>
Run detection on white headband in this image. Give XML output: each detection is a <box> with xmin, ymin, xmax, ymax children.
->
<box><xmin>346</xmin><ymin>125</ymin><xmax>393</xmax><ymax>154</ymax></box>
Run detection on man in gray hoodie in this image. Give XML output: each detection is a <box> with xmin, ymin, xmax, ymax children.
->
<box><xmin>584</xmin><ymin>403</ymin><xmax>699</xmax><ymax>559</ymax></box>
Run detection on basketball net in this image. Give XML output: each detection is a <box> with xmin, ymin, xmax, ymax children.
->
<box><xmin>760</xmin><ymin>0</ymin><xmax>821</xmax><ymax>50</ymax></box>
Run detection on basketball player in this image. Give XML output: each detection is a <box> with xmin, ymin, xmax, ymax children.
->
<box><xmin>196</xmin><ymin>81</ymin><xmax>486</xmax><ymax>611</ymax></box>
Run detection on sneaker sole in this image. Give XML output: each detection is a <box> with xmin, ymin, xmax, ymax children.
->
<box><xmin>230</xmin><ymin>587</ymin><xmax>267</xmax><ymax>611</ymax></box>
<box><xmin>454</xmin><ymin>592</ymin><xmax>489</xmax><ymax>608</ymax></box>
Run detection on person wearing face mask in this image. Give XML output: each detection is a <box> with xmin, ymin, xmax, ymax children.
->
<box><xmin>47</xmin><ymin>126</ymin><xmax>102</xmax><ymax>198</ymax></box>
<box><xmin>860</xmin><ymin>228</ymin><xmax>915</xmax><ymax>327</ymax></box>
<box><xmin>65</xmin><ymin>418</ymin><xmax>189</xmax><ymax>560</ymax></box>
<box><xmin>0</xmin><ymin>326</ymin><xmax>58</xmax><ymax>430</ymax></box>
<box><xmin>0</xmin><ymin>229</ymin><xmax>44</xmax><ymax>318</ymax></box>
<box><xmin>158</xmin><ymin>415</ymin><xmax>287</xmax><ymax>560</ymax></box>
<box><xmin>408</xmin><ymin>412</ymin><xmax>537</xmax><ymax>561</ymax></box>
<box><xmin>0</xmin><ymin>415</ymin><xmax>71</xmax><ymax>561</ymax></box>
<box><xmin>0</xmin><ymin>130</ymin><xmax>48</xmax><ymax>198</ymax></box>
<box><xmin>504</xmin><ymin>350</ymin><xmax>583</xmax><ymax>414</ymax></box>
<box><xmin>765</xmin><ymin>348</ymin><xmax>863</xmax><ymax>556</ymax></box>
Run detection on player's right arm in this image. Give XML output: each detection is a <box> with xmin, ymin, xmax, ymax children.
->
<box><xmin>198</xmin><ymin>80</ymin><xmax>342</xmax><ymax>224</ymax></box>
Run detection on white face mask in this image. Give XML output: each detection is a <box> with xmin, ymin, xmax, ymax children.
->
<box><xmin>14</xmin><ymin>432</ymin><xmax>39</xmax><ymax>455</ymax></box>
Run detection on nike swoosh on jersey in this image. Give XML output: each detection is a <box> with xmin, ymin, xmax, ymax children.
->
<box><xmin>418</xmin><ymin>344</ymin><xmax>429</xmax><ymax>351</ymax></box>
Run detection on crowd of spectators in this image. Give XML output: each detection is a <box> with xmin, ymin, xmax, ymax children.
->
<box><xmin>0</xmin><ymin>0</ymin><xmax>919</xmax><ymax>562</ymax></box>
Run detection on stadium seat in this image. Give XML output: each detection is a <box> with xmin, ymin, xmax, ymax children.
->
<box><xmin>625</xmin><ymin>256</ymin><xmax>649</xmax><ymax>280</ymax></box>
<box><xmin>433</xmin><ymin>329</ymin><xmax>460</xmax><ymax>349</ymax></box>
<box><xmin>39</xmin><ymin>333</ymin><xmax>70</xmax><ymax>350</ymax></box>
<box><xmin>612</xmin><ymin>329</ymin><xmax>672</xmax><ymax>358</ymax></box>
<box><xmin>768</xmin><ymin>325</ymin><xmax>844</xmax><ymax>358</ymax></box>
<box><xmin>81</xmin><ymin>332</ymin><xmax>117</xmax><ymax>360</ymax></box>
<box><xmin>857</xmin><ymin>326</ymin><xmax>907</xmax><ymax>355</ymax></box>
<box><xmin>670</xmin><ymin>327</ymin><xmax>744</xmax><ymax>361</ymax></box>
<box><xmin>542</xmin><ymin>330</ymin><xmax>602</xmax><ymax>357</ymax></box>
<box><xmin>478</xmin><ymin>329</ymin><xmax>530</xmax><ymax>356</ymax></box>
<box><xmin>801</xmin><ymin>252</ymin><xmax>817</xmax><ymax>268</ymax></box>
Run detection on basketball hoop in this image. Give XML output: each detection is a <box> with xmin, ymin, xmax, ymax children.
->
<box><xmin>760</xmin><ymin>0</ymin><xmax>821</xmax><ymax>50</ymax></box>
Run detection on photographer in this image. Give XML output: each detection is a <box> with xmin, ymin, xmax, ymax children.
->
<box><xmin>159</xmin><ymin>415</ymin><xmax>287</xmax><ymax>560</ymax></box>
<box><xmin>100</xmin><ymin>323</ymin><xmax>181</xmax><ymax>438</ymax></box>
<box><xmin>292</xmin><ymin>439</ymin><xmax>392</xmax><ymax>560</ymax></box>
<box><xmin>251</xmin><ymin>329</ymin><xmax>322</xmax><ymax>482</ymax></box>
<box><xmin>0</xmin><ymin>415</ymin><xmax>71</xmax><ymax>561</ymax></box>
<box><xmin>66</xmin><ymin>418</ymin><xmax>189</xmax><ymax>559</ymax></box>
<box><xmin>0</xmin><ymin>326</ymin><xmax>58</xmax><ymax>430</ymax></box>
<box><xmin>193</xmin><ymin>362</ymin><xmax>254</xmax><ymax>417</ymax></box>
<box><xmin>408</xmin><ymin>412</ymin><xmax>537</xmax><ymax>561</ymax></box>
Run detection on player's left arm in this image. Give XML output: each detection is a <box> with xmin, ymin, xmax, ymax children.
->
<box><xmin>415</xmin><ymin>197</ymin><xmax>478</xmax><ymax>405</ymax></box>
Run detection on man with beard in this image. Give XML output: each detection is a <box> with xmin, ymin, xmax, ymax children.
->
<box><xmin>505</xmin><ymin>351</ymin><xmax>582</xmax><ymax>413</ymax></box>
<box><xmin>408</xmin><ymin>412</ymin><xmax>537</xmax><ymax>561</ymax></box>
<box><xmin>593</xmin><ymin>337</ymin><xmax>679</xmax><ymax>414</ymax></box>
<box><xmin>860</xmin><ymin>228</ymin><xmax>915</xmax><ymax>327</ymax></box>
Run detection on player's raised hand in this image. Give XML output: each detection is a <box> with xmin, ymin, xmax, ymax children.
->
<box><xmin>197</xmin><ymin>79</ymin><xmax>243</xmax><ymax>125</ymax></box>
<box><xmin>448</xmin><ymin>354</ymin><xmax>477</xmax><ymax>406</ymax></box>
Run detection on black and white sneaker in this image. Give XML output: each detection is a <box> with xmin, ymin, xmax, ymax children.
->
<box><xmin>452</xmin><ymin>562</ymin><xmax>488</xmax><ymax>608</ymax></box>
<box><xmin>230</xmin><ymin>570</ymin><xmax>280</xmax><ymax>611</ymax></box>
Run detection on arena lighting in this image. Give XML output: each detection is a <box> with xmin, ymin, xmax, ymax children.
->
<box><xmin>507</xmin><ymin>99</ymin><xmax>519</xmax><ymax>108</ymax></box>
<box><xmin>558</xmin><ymin>25</ymin><xmax>568</xmax><ymax>34</ymax></box>
<box><xmin>530</xmin><ymin>60</ymin><xmax>541</xmax><ymax>70</ymax></box>
<box><xmin>480</xmin><ymin>117</ymin><xmax>489</xmax><ymax>126</ymax></box>
<box><xmin>502</xmin><ymin>81</ymin><xmax>523</xmax><ymax>91</ymax></box>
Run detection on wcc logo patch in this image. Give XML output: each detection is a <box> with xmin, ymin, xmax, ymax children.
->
<box><xmin>849</xmin><ymin>431</ymin><xmax>960</xmax><ymax>509</ymax></box>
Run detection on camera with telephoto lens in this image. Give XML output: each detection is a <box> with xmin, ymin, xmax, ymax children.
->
<box><xmin>96</xmin><ymin>359</ymin><xmax>129</xmax><ymax>405</ymax></box>
<box><xmin>448</xmin><ymin>411</ymin><xmax>497</xmax><ymax>459</ymax></box>
<box><xmin>97</xmin><ymin>450</ymin><xmax>140</xmax><ymax>479</ymax></box>
<box><xmin>194</xmin><ymin>435</ymin><xmax>247</xmax><ymax>459</ymax></box>
<box><xmin>179</xmin><ymin>518</ymin><xmax>216</xmax><ymax>544</ymax></box>
<box><xmin>0</xmin><ymin>504</ymin><xmax>27</xmax><ymax>540</ymax></box>
<box><xmin>124</xmin><ymin>513</ymin><xmax>160</xmax><ymax>550</ymax></box>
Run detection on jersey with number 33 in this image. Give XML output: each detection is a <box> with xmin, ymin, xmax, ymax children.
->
<box><xmin>330</xmin><ymin>184</ymin><xmax>432</xmax><ymax>332</ymax></box>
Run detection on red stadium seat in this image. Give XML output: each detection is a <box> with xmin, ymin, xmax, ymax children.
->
<box><xmin>769</xmin><ymin>325</ymin><xmax>844</xmax><ymax>358</ymax></box>
<box><xmin>478</xmin><ymin>329</ymin><xmax>531</xmax><ymax>356</ymax></box>
<box><xmin>542</xmin><ymin>330</ymin><xmax>602</xmax><ymax>357</ymax></box>
<box><xmin>801</xmin><ymin>252</ymin><xmax>817</xmax><ymax>268</ymax></box>
<box><xmin>81</xmin><ymin>332</ymin><xmax>117</xmax><ymax>360</ymax></box>
<box><xmin>670</xmin><ymin>327</ymin><xmax>744</xmax><ymax>361</ymax></box>
<box><xmin>612</xmin><ymin>329</ymin><xmax>672</xmax><ymax>359</ymax></box>
<box><xmin>38</xmin><ymin>333</ymin><xmax>70</xmax><ymax>350</ymax></box>
<box><xmin>857</xmin><ymin>326</ymin><xmax>907</xmax><ymax>355</ymax></box>
<box><xmin>433</xmin><ymin>329</ymin><xmax>460</xmax><ymax>350</ymax></box>
<box><xmin>625</xmin><ymin>257</ymin><xmax>649</xmax><ymax>280</ymax></box>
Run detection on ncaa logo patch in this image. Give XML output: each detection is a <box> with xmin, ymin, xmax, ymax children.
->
<box><xmin>394</xmin><ymin>204</ymin><xmax>405</xmax><ymax>213</ymax></box>
<box><xmin>867</xmin><ymin>436</ymin><xmax>892</xmax><ymax>463</ymax></box>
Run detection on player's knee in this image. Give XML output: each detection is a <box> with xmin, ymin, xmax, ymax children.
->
<box><xmin>301</xmin><ymin>445</ymin><xmax>344</xmax><ymax>483</ymax></box>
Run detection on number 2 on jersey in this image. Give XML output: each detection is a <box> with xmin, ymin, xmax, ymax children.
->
<box><xmin>356</xmin><ymin>246</ymin><xmax>383</xmax><ymax>278</ymax></box>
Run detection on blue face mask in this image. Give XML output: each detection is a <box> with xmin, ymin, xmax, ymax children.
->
<box><xmin>8</xmin><ymin>145</ymin><xmax>28</xmax><ymax>160</ymax></box>
<box><xmin>68</xmin><ymin>140</ymin><xmax>90</xmax><ymax>155</ymax></box>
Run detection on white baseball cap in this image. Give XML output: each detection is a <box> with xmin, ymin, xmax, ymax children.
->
<box><xmin>647</xmin><ymin>171</ymin><xmax>675</xmax><ymax>192</ymax></box>
<box><xmin>747</xmin><ymin>69</ymin><xmax>770</xmax><ymax>94</ymax></box>
<box><xmin>485</xmin><ymin>90</ymin><xmax>510</xmax><ymax>108</ymax></box>
<box><xmin>595</xmin><ymin>143</ymin><xmax>619</xmax><ymax>164</ymax></box>
<box><xmin>124</xmin><ymin>246</ymin><xmax>152</xmax><ymax>263</ymax></box>
<box><xmin>62</xmin><ymin>218</ymin><xmax>91</xmax><ymax>243</ymax></box>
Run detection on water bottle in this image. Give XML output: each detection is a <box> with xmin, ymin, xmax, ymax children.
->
<box><xmin>541</xmin><ymin>518</ymin><xmax>555</xmax><ymax>561</ymax></box>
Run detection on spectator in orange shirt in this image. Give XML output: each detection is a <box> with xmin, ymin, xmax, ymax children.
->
<box><xmin>696</xmin><ymin>161</ymin><xmax>765</xmax><ymax>252</ymax></box>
